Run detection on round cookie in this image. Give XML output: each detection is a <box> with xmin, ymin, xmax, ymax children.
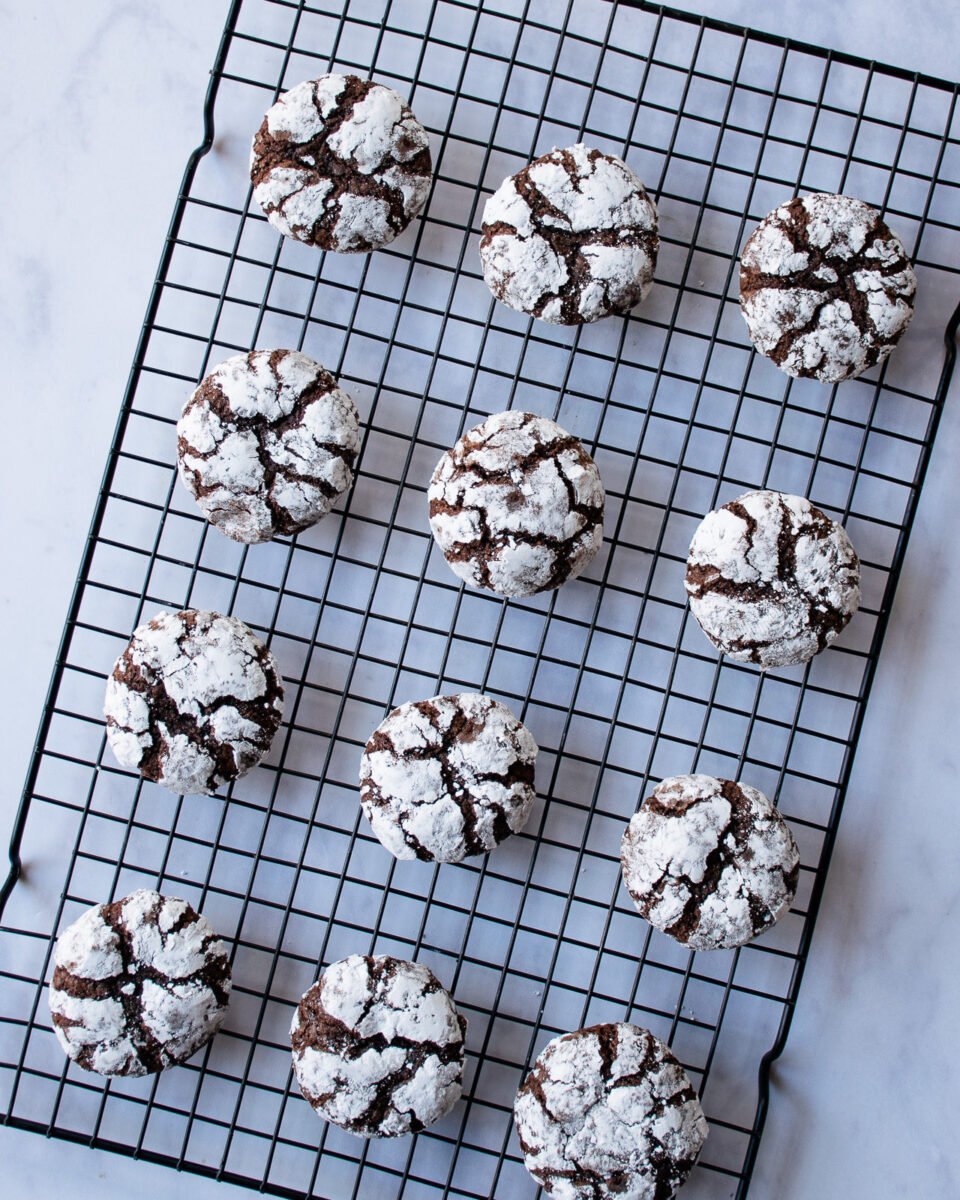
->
<box><xmin>480</xmin><ymin>143</ymin><xmax>659</xmax><ymax>324</ymax></box>
<box><xmin>250</xmin><ymin>74</ymin><xmax>432</xmax><ymax>253</ymax></box>
<box><xmin>685</xmin><ymin>489</ymin><xmax>860</xmax><ymax>669</ymax></box>
<box><xmin>177</xmin><ymin>349</ymin><xmax>360</xmax><ymax>544</ymax></box>
<box><xmin>291</xmin><ymin>954</ymin><xmax>467</xmax><ymax>1137</ymax></box>
<box><xmin>514</xmin><ymin>1022</ymin><xmax>707</xmax><ymax>1200</ymax></box>
<box><xmin>48</xmin><ymin>890</ymin><xmax>231</xmax><ymax>1077</ymax></box>
<box><xmin>740</xmin><ymin>192</ymin><xmax>917</xmax><ymax>382</ymax></box>
<box><xmin>428</xmin><ymin>410</ymin><xmax>604</xmax><ymax>598</ymax></box>
<box><xmin>104</xmin><ymin>609</ymin><xmax>284</xmax><ymax>795</ymax></box>
<box><xmin>620</xmin><ymin>775</ymin><xmax>800</xmax><ymax>952</ymax></box>
<box><xmin>359</xmin><ymin>692</ymin><xmax>538</xmax><ymax>863</ymax></box>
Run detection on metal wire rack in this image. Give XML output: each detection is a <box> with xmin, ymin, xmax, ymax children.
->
<box><xmin>2</xmin><ymin>0</ymin><xmax>958</xmax><ymax>1196</ymax></box>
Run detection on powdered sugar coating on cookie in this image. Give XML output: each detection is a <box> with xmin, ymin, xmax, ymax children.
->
<box><xmin>480</xmin><ymin>143</ymin><xmax>658</xmax><ymax>324</ymax></box>
<box><xmin>104</xmin><ymin>609</ymin><xmax>284</xmax><ymax>794</ymax></box>
<box><xmin>291</xmin><ymin>954</ymin><xmax>466</xmax><ymax>1137</ymax></box>
<box><xmin>685</xmin><ymin>489</ymin><xmax>860</xmax><ymax>669</ymax></box>
<box><xmin>621</xmin><ymin>775</ymin><xmax>800</xmax><ymax>952</ymax></box>
<box><xmin>428</xmin><ymin>410</ymin><xmax>605</xmax><ymax>598</ymax></box>
<box><xmin>360</xmin><ymin>692</ymin><xmax>538</xmax><ymax>862</ymax></box>
<box><xmin>514</xmin><ymin>1022</ymin><xmax>707</xmax><ymax>1200</ymax></box>
<box><xmin>740</xmin><ymin>193</ymin><xmax>917</xmax><ymax>382</ymax></box>
<box><xmin>250</xmin><ymin>75</ymin><xmax>431</xmax><ymax>253</ymax></box>
<box><xmin>49</xmin><ymin>890</ymin><xmax>231</xmax><ymax>1077</ymax></box>
<box><xmin>177</xmin><ymin>349</ymin><xmax>359</xmax><ymax>544</ymax></box>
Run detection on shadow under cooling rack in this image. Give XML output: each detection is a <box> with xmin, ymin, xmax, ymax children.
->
<box><xmin>1</xmin><ymin>1</ymin><xmax>958</xmax><ymax>1198</ymax></box>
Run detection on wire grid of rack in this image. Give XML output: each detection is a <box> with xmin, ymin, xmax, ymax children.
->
<box><xmin>2</xmin><ymin>0</ymin><xmax>959</xmax><ymax>1196</ymax></box>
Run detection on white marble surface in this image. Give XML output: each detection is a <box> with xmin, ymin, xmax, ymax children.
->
<box><xmin>1</xmin><ymin>1</ymin><xmax>958</xmax><ymax>1197</ymax></box>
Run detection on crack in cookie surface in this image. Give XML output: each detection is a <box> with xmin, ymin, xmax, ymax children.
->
<box><xmin>428</xmin><ymin>410</ymin><xmax>605</xmax><ymax>598</ymax></box>
<box><xmin>291</xmin><ymin>955</ymin><xmax>466</xmax><ymax>1137</ymax></box>
<box><xmin>360</xmin><ymin>692</ymin><xmax>537</xmax><ymax>862</ymax></box>
<box><xmin>514</xmin><ymin>1023</ymin><xmax>707</xmax><ymax>1200</ymax></box>
<box><xmin>251</xmin><ymin>74</ymin><xmax>432</xmax><ymax>253</ymax></box>
<box><xmin>620</xmin><ymin>775</ymin><xmax>800</xmax><ymax>952</ymax></box>
<box><xmin>480</xmin><ymin>143</ymin><xmax>659</xmax><ymax>325</ymax></box>
<box><xmin>104</xmin><ymin>609</ymin><xmax>284</xmax><ymax>794</ymax></box>
<box><xmin>684</xmin><ymin>489</ymin><xmax>860</xmax><ymax>669</ymax></box>
<box><xmin>739</xmin><ymin>192</ymin><xmax>916</xmax><ymax>382</ymax></box>
<box><xmin>49</xmin><ymin>890</ymin><xmax>231</xmax><ymax>1077</ymax></box>
<box><xmin>177</xmin><ymin>349</ymin><xmax>359</xmax><ymax>544</ymax></box>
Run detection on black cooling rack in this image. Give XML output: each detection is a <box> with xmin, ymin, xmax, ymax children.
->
<box><xmin>2</xmin><ymin>1</ymin><xmax>959</xmax><ymax>1196</ymax></box>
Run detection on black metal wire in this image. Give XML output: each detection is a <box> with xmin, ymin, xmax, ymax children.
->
<box><xmin>1</xmin><ymin>1</ymin><xmax>958</xmax><ymax>1198</ymax></box>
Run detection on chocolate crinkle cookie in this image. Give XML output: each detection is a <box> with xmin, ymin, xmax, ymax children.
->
<box><xmin>514</xmin><ymin>1022</ymin><xmax>708</xmax><ymax>1200</ymax></box>
<box><xmin>48</xmin><ymin>890</ymin><xmax>231</xmax><ymax>1077</ymax></box>
<box><xmin>360</xmin><ymin>692</ymin><xmax>538</xmax><ymax>863</ymax></box>
<box><xmin>740</xmin><ymin>192</ymin><xmax>917</xmax><ymax>382</ymax></box>
<box><xmin>480</xmin><ymin>143</ymin><xmax>658</xmax><ymax>324</ymax></box>
<box><xmin>685</xmin><ymin>489</ymin><xmax>860</xmax><ymax>669</ymax></box>
<box><xmin>177</xmin><ymin>349</ymin><xmax>359</xmax><ymax>544</ymax></box>
<box><xmin>621</xmin><ymin>775</ymin><xmax>800</xmax><ymax>952</ymax></box>
<box><xmin>291</xmin><ymin>954</ymin><xmax>467</xmax><ymax>1137</ymax></box>
<box><xmin>104</xmin><ymin>609</ymin><xmax>284</xmax><ymax>795</ymax></box>
<box><xmin>250</xmin><ymin>74</ymin><xmax>432</xmax><ymax>253</ymax></box>
<box><xmin>428</xmin><ymin>410</ymin><xmax>604</xmax><ymax>598</ymax></box>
